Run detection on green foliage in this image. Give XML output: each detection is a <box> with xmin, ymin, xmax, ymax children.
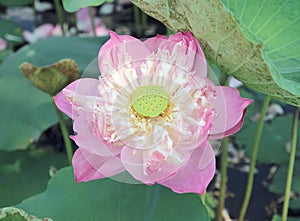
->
<box><xmin>272</xmin><ymin>214</ymin><xmax>300</xmax><ymax>221</ymax></box>
<box><xmin>221</xmin><ymin>0</ymin><xmax>300</xmax><ymax>97</ymax></box>
<box><xmin>0</xmin><ymin>50</ymin><xmax>13</xmax><ymax>64</ymax></box>
<box><xmin>269</xmin><ymin>159</ymin><xmax>300</xmax><ymax>209</ymax></box>
<box><xmin>0</xmin><ymin>149</ymin><xmax>68</xmax><ymax>207</ymax></box>
<box><xmin>18</xmin><ymin>167</ymin><xmax>210</xmax><ymax>221</ymax></box>
<box><xmin>0</xmin><ymin>36</ymin><xmax>108</xmax><ymax>151</ymax></box>
<box><xmin>132</xmin><ymin>0</ymin><xmax>300</xmax><ymax>106</ymax></box>
<box><xmin>61</xmin><ymin>0</ymin><xmax>114</xmax><ymax>12</ymax></box>
<box><xmin>235</xmin><ymin>115</ymin><xmax>300</xmax><ymax>165</ymax></box>
<box><xmin>0</xmin><ymin>0</ymin><xmax>32</xmax><ymax>6</ymax></box>
<box><xmin>202</xmin><ymin>193</ymin><xmax>218</xmax><ymax>220</ymax></box>
<box><xmin>0</xmin><ymin>207</ymin><xmax>52</xmax><ymax>221</ymax></box>
<box><xmin>290</xmin><ymin>198</ymin><xmax>300</xmax><ymax>210</ymax></box>
<box><xmin>0</xmin><ymin>19</ymin><xmax>23</xmax><ymax>49</ymax></box>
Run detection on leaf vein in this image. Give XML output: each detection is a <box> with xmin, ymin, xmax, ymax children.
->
<box><xmin>239</xmin><ymin>0</ymin><xmax>247</xmax><ymax>20</ymax></box>
<box><xmin>272</xmin><ymin>55</ymin><xmax>300</xmax><ymax>62</ymax></box>
<box><xmin>228</xmin><ymin>45</ymin><xmax>258</xmax><ymax>75</ymax></box>
<box><xmin>264</xmin><ymin>16</ymin><xmax>300</xmax><ymax>44</ymax></box>
<box><xmin>265</xmin><ymin>38</ymin><xmax>300</xmax><ymax>54</ymax></box>
<box><xmin>254</xmin><ymin>0</ymin><xmax>289</xmax><ymax>35</ymax></box>
<box><xmin>248</xmin><ymin>0</ymin><xmax>267</xmax><ymax>29</ymax></box>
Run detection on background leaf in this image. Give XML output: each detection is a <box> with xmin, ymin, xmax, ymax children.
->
<box><xmin>0</xmin><ymin>149</ymin><xmax>68</xmax><ymax>207</ymax></box>
<box><xmin>17</xmin><ymin>167</ymin><xmax>210</xmax><ymax>221</ymax></box>
<box><xmin>268</xmin><ymin>159</ymin><xmax>300</xmax><ymax>209</ymax></box>
<box><xmin>61</xmin><ymin>0</ymin><xmax>114</xmax><ymax>12</ymax></box>
<box><xmin>221</xmin><ymin>0</ymin><xmax>300</xmax><ymax>97</ymax></box>
<box><xmin>0</xmin><ymin>36</ymin><xmax>108</xmax><ymax>151</ymax></box>
<box><xmin>0</xmin><ymin>19</ymin><xmax>23</xmax><ymax>49</ymax></box>
<box><xmin>290</xmin><ymin>198</ymin><xmax>300</xmax><ymax>210</ymax></box>
<box><xmin>0</xmin><ymin>0</ymin><xmax>32</xmax><ymax>6</ymax></box>
<box><xmin>132</xmin><ymin>0</ymin><xmax>300</xmax><ymax>106</ymax></box>
<box><xmin>235</xmin><ymin>115</ymin><xmax>300</xmax><ymax>165</ymax></box>
<box><xmin>272</xmin><ymin>214</ymin><xmax>300</xmax><ymax>221</ymax></box>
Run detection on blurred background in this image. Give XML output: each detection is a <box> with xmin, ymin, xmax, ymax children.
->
<box><xmin>0</xmin><ymin>1</ymin><xmax>300</xmax><ymax>221</ymax></box>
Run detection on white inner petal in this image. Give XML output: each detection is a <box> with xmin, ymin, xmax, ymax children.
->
<box><xmin>95</xmin><ymin>47</ymin><xmax>216</xmax><ymax>176</ymax></box>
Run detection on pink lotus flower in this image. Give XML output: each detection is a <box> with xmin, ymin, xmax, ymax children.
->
<box><xmin>23</xmin><ymin>24</ymin><xmax>62</xmax><ymax>43</ymax></box>
<box><xmin>54</xmin><ymin>32</ymin><xmax>252</xmax><ymax>194</ymax></box>
<box><xmin>0</xmin><ymin>37</ymin><xmax>7</xmax><ymax>51</ymax></box>
<box><xmin>76</xmin><ymin>8</ymin><xmax>109</xmax><ymax>37</ymax></box>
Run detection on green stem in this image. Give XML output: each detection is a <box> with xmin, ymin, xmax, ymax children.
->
<box><xmin>282</xmin><ymin>108</ymin><xmax>299</xmax><ymax>221</ymax></box>
<box><xmin>238</xmin><ymin>95</ymin><xmax>271</xmax><ymax>221</ymax></box>
<box><xmin>72</xmin><ymin>13</ymin><xmax>79</xmax><ymax>34</ymax></box>
<box><xmin>32</xmin><ymin>0</ymin><xmax>38</xmax><ymax>27</ymax></box>
<box><xmin>53</xmin><ymin>0</ymin><xmax>66</xmax><ymax>36</ymax></box>
<box><xmin>88</xmin><ymin>7</ymin><xmax>97</xmax><ymax>36</ymax></box>
<box><xmin>141</xmin><ymin>11</ymin><xmax>147</xmax><ymax>30</ymax></box>
<box><xmin>200</xmin><ymin>192</ymin><xmax>206</xmax><ymax>205</ymax></box>
<box><xmin>217</xmin><ymin>137</ymin><xmax>229</xmax><ymax>221</ymax></box>
<box><xmin>52</xmin><ymin>98</ymin><xmax>73</xmax><ymax>165</ymax></box>
<box><xmin>133</xmin><ymin>5</ymin><xmax>142</xmax><ymax>36</ymax></box>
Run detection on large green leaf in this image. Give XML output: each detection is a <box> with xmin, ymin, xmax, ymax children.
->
<box><xmin>269</xmin><ymin>159</ymin><xmax>300</xmax><ymax>209</ymax></box>
<box><xmin>62</xmin><ymin>0</ymin><xmax>114</xmax><ymax>12</ymax></box>
<box><xmin>0</xmin><ymin>50</ymin><xmax>13</xmax><ymax>64</ymax></box>
<box><xmin>235</xmin><ymin>115</ymin><xmax>300</xmax><ymax>165</ymax></box>
<box><xmin>0</xmin><ymin>149</ymin><xmax>68</xmax><ymax>207</ymax></box>
<box><xmin>221</xmin><ymin>0</ymin><xmax>300</xmax><ymax>97</ymax></box>
<box><xmin>17</xmin><ymin>167</ymin><xmax>210</xmax><ymax>221</ymax></box>
<box><xmin>132</xmin><ymin>0</ymin><xmax>300</xmax><ymax>106</ymax></box>
<box><xmin>0</xmin><ymin>36</ymin><xmax>108</xmax><ymax>151</ymax></box>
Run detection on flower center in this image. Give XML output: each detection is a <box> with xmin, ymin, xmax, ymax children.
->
<box><xmin>131</xmin><ymin>86</ymin><xmax>169</xmax><ymax>117</ymax></box>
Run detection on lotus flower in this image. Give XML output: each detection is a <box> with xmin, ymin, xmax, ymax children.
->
<box><xmin>76</xmin><ymin>8</ymin><xmax>109</xmax><ymax>37</ymax></box>
<box><xmin>54</xmin><ymin>32</ymin><xmax>252</xmax><ymax>194</ymax></box>
<box><xmin>0</xmin><ymin>37</ymin><xmax>7</xmax><ymax>51</ymax></box>
<box><xmin>23</xmin><ymin>24</ymin><xmax>62</xmax><ymax>43</ymax></box>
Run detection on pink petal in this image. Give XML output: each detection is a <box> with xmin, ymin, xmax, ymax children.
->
<box><xmin>209</xmin><ymin>86</ymin><xmax>253</xmax><ymax>140</ymax></box>
<box><xmin>158</xmin><ymin>142</ymin><xmax>215</xmax><ymax>194</ymax></box>
<box><xmin>142</xmin><ymin>34</ymin><xmax>168</xmax><ymax>52</ymax></box>
<box><xmin>143</xmin><ymin>32</ymin><xmax>206</xmax><ymax>76</ymax></box>
<box><xmin>76</xmin><ymin>9</ymin><xmax>102</xmax><ymax>32</ymax></box>
<box><xmin>73</xmin><ymin>148</ymin><xmax>124</xmax><ymax>182</ymax></box>
<box><xmin>72</xmin><ymin>113</ymin><xmax>122</xmax><ymax>157</ymax></box>
<box><xmin>76</xmin><ymin>8</ymin><xmax>92</xmax><ymax>31</ymax></box>
<box><xmin>121</xmin><ymin>147</ymin><xmax>190</xmax><ymax>184</ymax></box>
<box><xmin>0</xmin><ymin>37</ymin><xmax>7</xmax><ymax>51</ymax></box>
<box><xmin>54</xmin><ymin>78</ymin><xmax>99</xmax><ymax>119</ymax></box>
<box><xmin>229</xmin><ymin>76</ymin><xmax>243</xmax><ymax>88</ymax></box>
<box><xmin>51</xmin><ymin>24</ymin><xmax>63</xmax><ymax>36</ymax></box>
<box><xmin>98</xmin><ymin>31</ymin><xmax>151</xmax><ymax>78</ymax></box>
<box><xmin>95</xmin><ymin>25</ymin><xmax>109</xmax><ymax>37</ymax></box>
<box><xmin>76</xmin><ymin>8</ymin><xmax>91</xmax><ymax>22</ymax></box>
<box><xmin>22</xmin><ymin>30</ymin><xmax>36</xmax><ymax>43</ymax></box>
<box><xmin>34</xmin><ymin>24</ymin><xmax>55</xmax><ymax>38</ymax></box>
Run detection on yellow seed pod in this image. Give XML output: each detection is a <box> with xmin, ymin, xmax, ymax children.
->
<box><xmin>131</xmin><ymin>86</ymin><xmax>169</xmax><ymax>117</ymax></box>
